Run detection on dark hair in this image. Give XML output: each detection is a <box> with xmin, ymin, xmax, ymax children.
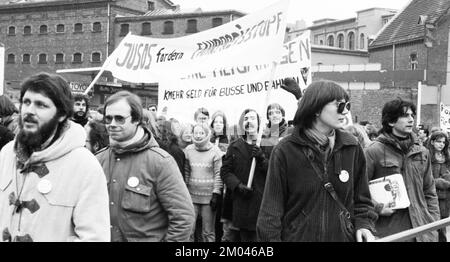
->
<box><xmin>103</xmin><ymin>91</ymin><xmax>143</xmax><ymax>124</ymax></box>
<box><xmin>210</xmin><ymin>110</ymin><xmax>228</xmax><ymax>137</ymax></box>
<box><xmin>20</xmin><ymin>72</ymin><xmax>74</xmax><ymax>118</ymax></box>
<box><xmin>194</xmin><ymin>107</ymin><xmax>209</xmax><ymax>120</ymax></box>
<box><xmin>87</xmin><ymin>120</ymin><xmax>109</xmax><ymax>153</ymax></box>
<box><xmin>380</xmin><ymin>98</ymin><xmax>416</xmax><ymax>134</ymax></box>
<box><xmin>237</xmin><ymin>108</ymin><xmax>260</xmax><ymax>138</ymax></box>
<box><xmin>427</xmin><ymin>131</ymin><xmax>450</xmax><ymax>163</ymax></box>
<box><xmin>293</xmin><ymin>81</ymin><xmax>349</xmax><ymax>130</ymax></box>
<box><xmin>0</xmin><ymin>95</ymin><xmax>18</xmax><ymax>117</ymax></box>
<box><xmin>73</xmin><ymin>93</ymin><xmax>90</xmax><ymax>107</ymax></box>
<box><xmin>266</xmin><ymin>103</ymin><xmax>285</xmax><ymax>120</ymax></box>
<box><xmin>419</xmin><ymin>126</ymin><xmax>429</xmax><ymax>137</ymax></box>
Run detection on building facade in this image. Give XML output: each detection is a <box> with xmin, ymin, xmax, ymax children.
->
<box><xmin>369</xmin><ymin>0</ymin><xmax>450</xmax><ymax>129</ymax></box>
<box><xmin>0</xmin><ymin>0</ymin><xmax>243</xmax><ymax>108</ymax></box>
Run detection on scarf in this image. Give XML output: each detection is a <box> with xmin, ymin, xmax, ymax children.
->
<box><xmin>110</xmin><ymin>126</ymin><xmax>145</xmax><ymax>149</ymax></box>
<box><xmin>388</xmin><ymin>133</ymin><xmax>414</xmax><ymax>154</ymax></box>
<box><xmin>267</xmin><ymin>119</ymin><xmax>287</xmax><ymax>138</ymax></box>
<box><xmin>304</xmin><ymin>127</ymin><xmax>336</xmax><ymax>159</ymax></box>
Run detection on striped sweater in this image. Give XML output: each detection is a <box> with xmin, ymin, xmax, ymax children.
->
<box><xmin>184</xmin><ymin>143</ymin><xmax>223</xmax><ymax>204</ymax></box>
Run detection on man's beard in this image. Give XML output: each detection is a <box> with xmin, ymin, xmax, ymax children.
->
<box><xmin>73</xmin><ymin>111</ymin><xmax>87</xmax><ymax>120</ymax></box>
<box><xmin>17</xmin><ymin>113</ymin><xmax>61</xmax><ymax>154</ymax></box>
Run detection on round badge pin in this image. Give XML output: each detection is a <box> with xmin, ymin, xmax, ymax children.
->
<box><xmin>37</xmin><ymin>179</ymin><xmax>52</xmax><ymax>194</ymax></box>
<box><xmin>339</xmin><ymin>170</ymin><xmax>349</xmax><ymax>183</ymax></box>
<box><xmin>127</xmin><ymin>177</ymin><xmax>139</xmax><ymax>188</ymax></box>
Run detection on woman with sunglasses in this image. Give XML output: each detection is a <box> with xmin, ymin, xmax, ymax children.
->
<box><xmin>257</xmin><ymin>80</ymin><xmax>377</xmax><ymax>242</ymax></box>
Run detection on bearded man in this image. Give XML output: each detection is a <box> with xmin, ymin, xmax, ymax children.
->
<box><xmin>72</xmin><ymin>93</ymin><xmax>89</xmax><ymax>127</ymax></box>
<box><xmin>0</xmin><ymin>72</ymin><xmax>110</xmax><ymax>242</ymax></box>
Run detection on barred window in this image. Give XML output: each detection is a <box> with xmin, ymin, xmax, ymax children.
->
<box><xmin>55</xmin><ymin>53</ymin><xmax>64</xmax><ymax>64</ymax></box>
<box><xmin>7</xmin><ymin>54</ymin><xmax>15</xmax><ymax>63</ymax></box>
<box><xmin>73</xmin><ymin>52</ymin><xmax>82</xmax><ymax>63</ymax></box>
<box><xmin>38</xmin><ymin>53</ymin><xmax>47</xmax><ymax>64</ymax></box>
<box><xmin>91</xmin><ymin>52</ymin><xmax>101</xmax><ymax>63</ymax></box>
<box><xmin>141</xmin><ymin>22</ymin><xmax>152</xmax><ymax>35</ymax></box>
<box><xmin>22</xmin><ymin>54</ymin><xmax>31</xmax><ymax>64</ymax></box>
<box><xmin>39</xmin><ymin>25</ymin><xmax>48</xmax><ymax>34</ymax></box>
<box><xmin>93</xmin><ymin>22</ymin><xmax>101</xmax><ymax>32</ymax></box>
<box><xmin>162</xmin><ymin>21</ymin><xmax>174</xmax><ymax>34</ymax></box>
<box><xmin>74</xmin><ymin>23</ymin><xmax>83</xmax><ymax>33</ymax></box>
<box><xmin>23</xmin><ymin>26</ymin><xmax>31</xmax><ymax>35</ymax></box>
<box><xmin>8</xmin><ymin>26</ymin><xmax>15</xmax><ymax>36</ymax></box>
<box><xmin>56</xmin><ymin>24</ymin><xmax>65</xmax><ymax>33</ymax></box>
<box><xmin>186</xmin><ymin>19</ymin><xmax>198</xmax><ymax>33</ymax></box>
<box><xmin>212</xmin><ymin>17</ymin><xmax>223</xmax><ymax>28</ymax></box>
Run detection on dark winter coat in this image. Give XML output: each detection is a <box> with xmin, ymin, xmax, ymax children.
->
<box><xmin>220</xmin><ymin>138</ymin><xmax>268</xmax><ymax>231</ymax></box>
<box><xmin>257</xmin><ymin>127</ymin><xmax>377</xmax><ymax>242</ymax></box>
<box><xmin>365</xmin><ymin>133</ymin><xmax>440</xmax><ymax>242</ymax></box>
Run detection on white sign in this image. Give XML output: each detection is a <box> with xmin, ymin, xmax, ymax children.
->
<box><xmin>441</xmin><ymin>103</ymin><xmax>450</xmax><ymax>132</ymax></box>
<box><xmin>158</xmin><ymin>33</ymin><xmax>311</xmax><ymax>125</ymax></box>
<box><xmin>102</xmin><ymin>0</ymin><xmax>290</xmax><ymax>84</ymax></box>
<box><xmin>0</xmin><ymin>44</ymin><xmax>4</xmax><ymax>96</ymax></box>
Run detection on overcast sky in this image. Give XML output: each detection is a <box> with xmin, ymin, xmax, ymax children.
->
<box><xmin>172</xmin><ymin>0</ymin><xmax>411</xmax><ymax>25</ymax></box>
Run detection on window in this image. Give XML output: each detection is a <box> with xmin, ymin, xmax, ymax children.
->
<box><xmin>56</xmin><ymin>24</ymin><xmax>65</xmax><ymax>33</ymax></box>
<box><xmin>92</xmin><ymin>22</ymin><xmax>101</xmax><ymax>32</ymax></box>
<box><xmin>162</xmin><ymin>21</ymin><xmax>174</xmax><ymax>34</ymax></box>
<box><xmin>141</xmin><ymin>22</ymin><xmax>152</xmax><ymax>35</ymax></box>
<box><xmin>23</xmin><ymin>26</ymin><xmax>31</xmax><ymax>35</ymax></box>
<box><xmin>119</xmin><ymin>24</ymin><xmax>129</xmax><ymax>36</ymax></box>
<box><xmin>38</xmin><ymin>53</ymin><xmax>47</xmax><ymax>64</ymax></box>
<box><xmin>410</xmin><ymin>53</ymin><xmax>418</xmax><ymax>70</ymax></box>
<box><xmin>383</xmin><ymin>18</ymin><xmax>390</xmax><ymax>25</ymax></box>
<box><xmin>147</xmin><ymin>1</ymin><xmax>155</xmax><ymax>11</ymax></box>
<box><xmin>73</xmin><ymin>52</ymin><xmax>82</xmax><ymax>63</ymax></box>
<box><xmin>7</xmin><ymin>54</ymin><xmax>15</xmax><ymax>63</ymax></box>
<box><xmin>348</xmin><ymin>32</ymin><xmax>355</xmax><ymax>50</ymax></box>
<box><xmin>337</xmin><ymin>34</ymin><xmax>344</xmax><ymax>48</ymax></box>
<box><xmin>91</xmin><ymin>52</ymin><xmax>101</xmax><ymax>63</ymax></box>
<box><xmin>212</xmin><ymin>17</ymin><xmax>223</xmax><ymax>28</ymax></box>
<box><xmin>327</xmin><ymin>35</ymin><xmax>334</xmax><ymax>47</ymax></box>
<box><xmin>22</xmin><ymin>54</ymin><xmax>31</xmax><ymax>64</ymax></box>
<box><xmin>319</xmin><ymin>40</ymin><xmax>323</xmax><ymax>45</ymax></box>
<box><xmin>74</xmin><ymin>23</ymin><xmax>83</xmax><ymax>33</ymax></box>
<box><xmin>360</xmin><ymin>33</ymin><xmax>365</xmax><ymax>49</ymax></box>
<box><xmin>186</xmin><ymin>19</ymin><xmax>198</xmax><ymax>33</ymax></box>
<box><xmin>8</xmin><ymin>26</ymin><xmax>15</xmax><ymax>36</ymax></box>
<box><xmin>55</xmin><ymin>53</ymin><xmax>64</xmax><ymax>64</ymax></box>
<box><xmin>39</xmin><ymin>25</ymin><xmax>48</xmax><ymax>34</ymax></box>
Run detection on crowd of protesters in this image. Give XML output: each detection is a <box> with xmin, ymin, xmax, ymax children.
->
<box><xmin>0</xmin><ymin>71</ymin><xmax>449</xmax><ymax>242</ymax></box>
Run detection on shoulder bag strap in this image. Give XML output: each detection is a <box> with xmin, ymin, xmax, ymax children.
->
<box><xmin>301</xmin><ymin>147</ymin><xmax>350</xmax><ymax>216</ymax></box>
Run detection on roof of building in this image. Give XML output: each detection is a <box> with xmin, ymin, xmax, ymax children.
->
<box><xmin>370</xmin><ymin>0</ymin><xmax>450</xmax><ymax>48</ymax></box>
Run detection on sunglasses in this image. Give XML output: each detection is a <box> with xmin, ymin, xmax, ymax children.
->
<box><xmin>337</xmin><ymin>101</ymin><xmax>351</xmax><ymax>114</ymax></box>
<box><xmin>104</xmin><ymin>115</ymin><xmax>131</xmax><ymax>125</ymax></box>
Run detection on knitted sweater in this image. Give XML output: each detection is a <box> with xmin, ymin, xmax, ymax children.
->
<box><xmin>184</xmin><ymin>143</ymin><xmax>223</xmax><ymax>204</ymax></box>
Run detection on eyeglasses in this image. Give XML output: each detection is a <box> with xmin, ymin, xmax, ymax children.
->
<box><xmin>337</xmin><ymin>101</ymin><xmax>351</xmax><ymax>114</ymax></box>
<box><xmin>104</xmin><ymin>115</ymin><xmax>131</xmax><ymax>125</ymax></box>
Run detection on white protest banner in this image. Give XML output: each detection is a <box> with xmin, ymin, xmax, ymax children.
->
<box><xmin>158</xmin><ymin>32</ymin><xmax>311</xmax><ymax>125</ymax></box>
<box><xmin>101</xmin><ymin>0</ymin><xmax>290</xmax><ymax>84</ymax></box>
<box><xmin>0</xmin><ymin>44</ymin><xmax>4</xmax><ymax>96</ymax></box>
<box><xmin>441</xmin><ymin>103</ymin><xmax>450</xmax><ymax>132</ymax></box>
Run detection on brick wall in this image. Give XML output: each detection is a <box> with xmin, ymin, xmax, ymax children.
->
<box><xmin>347</xmin><ymin>87</ymin><xmax>438</xmax><ymax>130</ymax></box>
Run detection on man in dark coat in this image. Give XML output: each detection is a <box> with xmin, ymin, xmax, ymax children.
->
<box><xmin>220</xmin><ymin>109</ymin><xmax>268</xmax><ymax>242</ymax></box>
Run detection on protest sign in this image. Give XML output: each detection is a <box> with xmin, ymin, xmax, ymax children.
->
<box><xmin>98</xmin><ymin>0</ymin><xmax>303</xmax><ymax>125</ymax></box>
<box><xmin>158</xmin><ymin>32</ymin><xmax>311</xmax><ymax>125</ymax></box>
<box><xmin>441</xmin><ymin>103</ymin><xmax>450</xmax><ymax>132</ymax></box>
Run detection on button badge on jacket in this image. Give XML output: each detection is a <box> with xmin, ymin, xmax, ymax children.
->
<box><xmin>127</xmin><ymin>177</ymin><xmax>139</xmax><ymax>188</ymax></box>
<box><xmin>339</xmin><ymin>170</ymin><xmax>349</xmax><ymax>183</ymax></box>
<box><xmin>37</xmin><ymin>179</ymin><xmax>52</xmax><ymax>194</ymax></box>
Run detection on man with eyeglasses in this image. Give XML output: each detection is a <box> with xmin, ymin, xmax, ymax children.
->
<box><xmin>365</xmin><ymin>98</ymin><xmax>440</xmax><ymax>242</ymax></box>
<box><xmin>0</xmin><ymin>73</ymin><xmax>110</xmax><ymax>242</ymax></box>
<box><xmin>96</xmin><ymin>91</ymin><xmax>195</xmax><ymax>242</ymax></box>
